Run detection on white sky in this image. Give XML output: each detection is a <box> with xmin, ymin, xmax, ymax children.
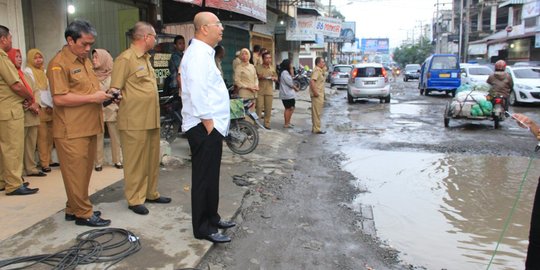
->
<box><xmin>332</xmin><ymin>0</ymin><xmax>448</xmax><ymax>48</ymax></box>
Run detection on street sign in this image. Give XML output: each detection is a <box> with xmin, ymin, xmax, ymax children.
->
<box><xmin>506</xmin><ymin>25</ymin><xmax>513</xmax><ymax>33</ymax></box>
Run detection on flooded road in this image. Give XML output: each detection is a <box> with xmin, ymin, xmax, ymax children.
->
<box><xmin>342</xmin><ymin>149</ymin><xmax>539</xmax><ymax>269</ymax></box>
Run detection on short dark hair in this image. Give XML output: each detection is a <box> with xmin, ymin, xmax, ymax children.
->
<box><xmin>0</xmin><ymin>25</ymin><xmax>9</xmax><ymax>39</ymax></box>
<box><xmin>261</xmin><ymin>52</ymin><xmax>271</xmax><ymax>59</ymax></box>
<box><xmin>253</xmin><ymin>44</ymin><xmax>261</xmax><ymax>52</ymax></box>
<box><xmin>315</xmin><ymin>57</ymin><xmax>323</xmax><ymax>65</ymax></box>
<box><xmin>174</xmin><ymin>35</ymin><xmax>184</xmax><ymax>44</ymax></box>
<box><xmin>214</xmin><ymin>45</ymin><xmax>224</xmax><ymax>55</ymax></box>
<box><xmin>65</xmin><ymin>19</ymin><xmax>97</xmax><ymax>42</ymax></box>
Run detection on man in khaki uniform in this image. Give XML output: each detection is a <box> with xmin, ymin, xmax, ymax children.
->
<box><xmin>110</xmin><ymin>21</ymin><xmax>170</xmax><ymax>215</ymax></box>
<box><xmin>310</xmin><ymin>57</ymin><xmax>326</xmax><ymax>134</ymax></box>
<box><xmin>47</xmin><ymin>20</ymin><xmax>111</xmax><ymax>226</ymax></box>
<box><xmin>255</xmin><ymin>52</ymin><xmax>277</xmax><ymax>129</ymax></box>
<box><xmin>0</xmin><ymin>25</ymin><xmax>38</xmax><ymax>196</ymax></box>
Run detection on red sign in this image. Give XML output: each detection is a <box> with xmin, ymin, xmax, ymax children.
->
<box><xmin>206</xmin><ymin>0</ymin><xmax>266</xmax><ymax>22</ymax></box>
<box><xmin>505</xmin><ymin>25</ymin><xmax>513</xmax><ymax>32</ymax></box>
<box><xmin>173</xmin><ymin>0</ymin><xmax>202</xmax><ymax>6</ymax></box>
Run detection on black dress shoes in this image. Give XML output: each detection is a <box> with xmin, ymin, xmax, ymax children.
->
<box><xmin>50</xmin><ymin>162</ymin><xmax>60</xmax><ymax>167</ymax></box>
<box><xmin>42</xmin><ymin>167</ymin><xmax>51</xmax><ymax>173</ymax></box>
<box><xmin>65</xmin><ymin>211</ymin><xmax>102</xmax><ymax>221</ymax></box>
<box><xmin>94</xmin><ymin>166</ymin><xmax>103</xmax><ymax>172</ymax></box>
<box><xmin>145</xmin><ymin>196</ymin><xmax>172</xmax><ymax>204</ymax></box>
<box><xmin>201</xmin><ymin>232</ymin><xmax>231</xmax><ymax>243</ymax></box>
<box><xmin>6</xmin><ymin>186</ymin><xmax>39</xmax><ymax>196</ymax></box>
<box><xmin>27</xmin><ymin>172</ymin><xmax>47</xmax><ymax>177</ymax></box>
<box><xmin>114</xmin><ymin>163</ymin><xmax>123</xmax><ymax>169</ymax></box>
<box><xmin>128</xmin><ymin>204</ymin><xmax>149</xmax><ymax>215</ymax></box>
<box><xmin>75</xmin><ymin>214</ymin><xmax>111</xmax><ymax>227</ymax></box>
<box><xmin>217</xmin><ymin>220</ymin><xmax>236</xmax><ymax>229</ymax></box>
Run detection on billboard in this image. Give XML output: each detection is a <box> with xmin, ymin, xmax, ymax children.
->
<box><xmin>286</xmin><ymin>16</ymin><xmax>316</xmax><ymax>41</ymax></box>
<box><xmin>315</xmin><ymin>16</ymin><xmax>341</xmax><ymax>38</ymax></box>
<box><xmin>206</xmin><ymin>0</ymin><xmax>266</xmax><ymax>22</ymax></box>
<box><xmin>361</xmin><ymin>38</ymin><xmax>389</xmax><ymax>54</ymax></box>
<box><xmin>326</xmin><ymin>21</ymin><xmax>355</xmax><ymax>43</ymax></box>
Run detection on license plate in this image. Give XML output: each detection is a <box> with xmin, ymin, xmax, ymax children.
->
<box><xmin>340</xmin><ymin>75</ymin><xmax>348</xmax><ymax>78</ymax></box>
<box><xmin>439</xmin><ymin>73</ymin><xmax>450</xmax><ymax>78</ymax></box>
<box><xmin>364</xmin><ymin>81</ymin><xmax>376</xmax><ymax>85</ymax></box>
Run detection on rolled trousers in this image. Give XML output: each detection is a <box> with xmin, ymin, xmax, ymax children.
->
<box><xmin>0</xmin><ymin>118</ymin><xmax>25</xmax><ymax>193</ymax></box>
<box><xmin>256</xmin><ymin>94</ymin><xmax>273</xmax><ymax>128</ymax></box>
<box><xmin>527</xmin><ymin>177</ymin><xmax>540</xmax><ymax>269</ymax></box>
<box><xmin>23</xmin><ymin>125</ymin><xmax>40</xmax><ymax>175</ymax></box>
<box><xmin>55</xmin><ymin>135</ymin><xmax>97</xmax><ymax>218</ymax></box>
<box><xmin>186</xmin><ymin>123</ymin><xmax>223</xmax><ymax>238</ymax></box>
<box><xmin>311</xmin><ymin>94</ymin><xmax>324</xmax><ymax>133</ymax></box>
<box><xmin>37</xmin><ymin>119</ymin><xmax>53</xmax><ymax>168</ymax></box>
<box><xmin>95</xmin><ymin>121</ymin><xmax>122</xmax><ymax>166</ymax></box>
<box><xmin>119</xmin><ymin>128</ymin><xmax>160</xmax><ymax>206</ymax></box>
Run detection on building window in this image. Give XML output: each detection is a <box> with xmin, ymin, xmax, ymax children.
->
<box><xmin>513</xmin><ymin>6</ymin><xmax>522</xmax><ymax>25</ymax></box>
<box><xmin>524</xmin><ymin>16</ymin><xmax>537</xmax><ymax>28</ymax></box>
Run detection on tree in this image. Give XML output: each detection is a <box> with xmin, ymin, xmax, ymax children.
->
<box><xmin>393</xmin><ymin>36</ymin><xmax>434</xmax><ymax>67</ymax></box>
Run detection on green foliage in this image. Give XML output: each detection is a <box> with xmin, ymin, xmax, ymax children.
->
<box><xmin>392</xmin><ymin>36</ymin><xmax>434</xmax><ymax>67</ymax></box>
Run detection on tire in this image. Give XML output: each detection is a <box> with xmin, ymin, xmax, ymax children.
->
<box><xmin>347</xmin><ymin>92</ymin><xmax>354</xmax><ymax>104</ymax></box>
<box><xmin>509</xmin><ymin>91</ymin><xmax>518</xmax><ymax>106</ymax></box>
<box><xmin>160</xmin><ymin>120</ymin><xmax>180</xmax><ymax>144</ymax></box>
<box><xmin>494</xmin><ymin>117</ymin><xmax>500</xmax><ymax>129</ymax></box>
<box><xmin>425</xmin><ymin>90</ymin><xmax>430</xmax><ymax>96</ymax></box>
<box><xmin>451</xmin><ymin>91</ymin><xmax>456</xmax><ymax>97</ymax></box>
<box><xmin>384</xmin><ymin>95</ymin><xmax>390</xmax><ymax>103</ymax></box>
<box><xmin>444</xmin><ymin>103</ymin><xmax>451</xmax><ymax>127</ymax></box>
<box><xmin>226</xmin><ymin>120</ymin><xmax>259</xmax><ymax>155</ymax></box>
<box><xmin>330</xmin><ymin>84</ymin><xmax>334</xmax><ymax>88</ymax></box>
<box><xmin>419</xmin><ymin>85</ymin><xmax>424</xmax><ymax>95</ymax></box>
<box><xmin>404</xmin><ymin>77</ymin><xmax>408</xmax><ymax>82</ymax></box>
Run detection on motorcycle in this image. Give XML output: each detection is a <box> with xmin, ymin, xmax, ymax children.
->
<box><xmin>293</xmin><ymin>67</ymin><xmax>310</xmax><ymax>91</ymax></box>
<box><xmin>226</xmin><ymin>98</ymin><xmax>264</xmax><ymax>155</ymax></box>
<box><xmin>159</xmin><ymin>93</ymin><xmax>183</xmax><ymax>143</ymax></box>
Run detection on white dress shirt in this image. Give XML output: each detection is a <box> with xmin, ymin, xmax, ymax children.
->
<box><xmin>180</xmin><ymin>38</ymin><xmax>230</xmax><ymax>136</ymax></box>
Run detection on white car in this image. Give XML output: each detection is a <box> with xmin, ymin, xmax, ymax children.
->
<box><xmin>506</xmin><ymin>66</ymin><xmax>540</xmax><ymax>105</ymax></box>
<box><xmin>460</xmin><ymin>64</ymin><xmax>493</xmax><ymax>85</ymax></box>
<box><xmin>347</xmin><ymin>63</ymin><xmax>390</xmax><ymax>103</ymax></box>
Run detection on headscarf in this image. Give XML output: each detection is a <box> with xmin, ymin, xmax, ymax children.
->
<box><xmin>7</xmin><ymin>48</ymin><xmax>34</xmax><ymax>103</ymax></box>
<box><xmin>26</xmin><ymin>49</ymin><xmax>48</xmax><ymax>90</ymax></box>
<box><xmin>92</xmin><ymin>49</ymin><xmax>113</xmax><ymax>82</ymax></box>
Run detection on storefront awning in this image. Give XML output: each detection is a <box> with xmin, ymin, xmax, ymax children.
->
<box><xmin>488</xmin><ymin>43</ymin><xmax>508</xmax><ymax>58</ymax></box>
<box><xmin>499</xmin><ymin>0</ymin><xmax>526</xmax><ymax>8</ymax></box>
<box><xmin>164</xmin><ymin>0</ymin><xmax>266</xmax><ymax>24</ymax></box>
<box><xmin>468</xmin><ymin>43</ymin><xmax>487</xmax><ymax>55</ymax></box>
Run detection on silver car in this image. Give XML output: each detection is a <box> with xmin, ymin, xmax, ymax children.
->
<box><xmin>329</xmin><ymin>65</ymin><xmax>353</xmax><ymax>89</ymax></box>
<box><xmin>347</xmin><ymin>63</ymin><xmax>390</xmax><ymax>103</ymax></box>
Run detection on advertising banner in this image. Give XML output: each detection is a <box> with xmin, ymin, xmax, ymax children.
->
<box><xmin>286</xmin><ymin>15</ymin><xmax>316</xmax><ymax>41</ymax></box>
<box><xmin>173</xmin><ymin>0</ymin><xmax>202</xmax><ymax>6</ymax></box>
<box><xmin>326</xmin><ymin>21</ymin><xmax>355</xmax><ymax>43</ymax></box>
<box><xmin>315</xmin><ymin>16</ymin><xmax>342</xmax><ymax>38</ymax></box>
<box><xmin>523</xmin><ymin>0</ymin><xmax>540</xmax><ymax>19</ymax></box>
<box><xmin>206</xmin><ymin>0</ymin><xmax>266</xmax><ymax>22</ymax></box>
<box><xmin>361</xmin><ymin>38</ymin><xmax>389</xmax><ymax>54</ymax></box>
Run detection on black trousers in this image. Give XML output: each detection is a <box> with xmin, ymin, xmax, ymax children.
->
<box><xmin>186</xmin><ymin>123</ymin><xmax>223</xmax><ymax>238</ymax></box>
<box><xmin>527</xmin><ymin>177</ymin><xmax>540</xmax><ymax>269</ymax></box>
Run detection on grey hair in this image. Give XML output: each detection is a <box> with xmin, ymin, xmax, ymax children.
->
<box><xmin>64</xmin><ymin>19</ymin><xmax>97</xmax><ymax>42</ymax></box>
<box><xmin>130</xmin><ymin>21</ymin><xmax>153</xmax><ymax>40</ymax></box>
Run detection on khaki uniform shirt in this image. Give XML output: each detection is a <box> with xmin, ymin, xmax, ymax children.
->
<box><xmin>253</xmin><ymin>54</ymin><xmax>262</xmax><ymax>67</ymax></box>
<box><xmin>47</xmin><ymin>46</ymin><xmax>103</xmax><ymax>139</ymax></box>
<box><xmin>311</xmin><ymin>66</ymin><xmax>325</xmax><ymax>98</ymax></box>
<box><xmin>0</xmin><ymin>48</ymin><xmax>24</xmax><ymax>121</ymax></box>
<box><xmin>256</xmin><ymin>64</ymin><xmax>277</xmax><ymax>96</ymax></box>
<box><xmin>234</xmin><ymin>63</ymin><xmax>258</xmax><ymax>90</ymax></box>
<box><xmin>24</xmin><ymin>74</ymin><xmax>41</xmax><ymax>127</ymax></box>
<box><xmin>110</xmin><ymin>45</ymin><xmax>159</xmax><ymax>130</ymax></box>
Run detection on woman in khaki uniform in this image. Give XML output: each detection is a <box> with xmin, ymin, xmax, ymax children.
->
<box><xmin>91</xmin><ymin>49</ymin><xmax>122</xmax><ymax>171</ymax></box>
<box><xmin>310</xmin><ymin>57</ymin><xmax>326</xmax><ymax>134</ymax></box>
<box><xmin>255</xmin><ymin>52</ymin><xmax>277</xmax><ymax>129</ymax></box>
<box><xmin>234</xmin><ymin>48</ymin><xmax>258</xmax><ymax>103</ymax></box>
<box><xmin>7</xmin><ymin>49</ymin><xmax>44</xmax><ymax>177</ymax></box>
<box><xmin>24</xmin><ymin>49</ymin><xmax>56</xmax><ymax>173</ymax></box>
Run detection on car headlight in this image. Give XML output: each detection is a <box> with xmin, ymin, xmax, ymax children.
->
<box><xmin>516</xmin><ymin>83</ymin><xmax>533</xmax><ymax>90</ymax></box>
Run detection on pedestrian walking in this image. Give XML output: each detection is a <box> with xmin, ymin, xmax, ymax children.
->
<box><xmin>91</xmin><ymin>49</ymin><xmax>122</xmax><ymax>171</ymax></box>
<box><xmin>47</xmin><ymin>19</ymin><xmax>112</xmax><ymax>226</ymax></box>
<box><xmin>181</xmin><ymin>11</ymin><xmax>236</xmax><ymax>244</ymax></box>
<box><xmin>278</xmin><ymin>59</ymin><xmax>298</xmax><ymax>128</ymax></box>
<box><xmin>110</xmin><ymin>21</ymin><xmax>171</xmax><ymax>215</ymax></box>
<box><xmin>310</xmin><ymin>57</ymin><xmax>326</xmax><ymax>134</ymax></box>
<box><xmin>255</xmin><ymin>51</ymin><xmax>277</xmax><ymax>129</ymax></box>
<box><xmin>0</xmin><ymin>25</ymin><xmax>38</xmax><ymax>196</ymax></box>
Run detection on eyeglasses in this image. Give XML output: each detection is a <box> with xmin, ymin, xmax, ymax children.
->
<box><xmin>146</xmin><ymin>33</ymin><xmax>156</xmax><ymax>38</ymax></box>
<box><xmin>204</xmin><ymin>22</ymin><xmax>223</xmax><ymax>28</ymax></box>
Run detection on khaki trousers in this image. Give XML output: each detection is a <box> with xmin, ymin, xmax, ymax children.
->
<box><xmin>256</xmin><ymin>94</ymin><xmax>273</xmax><ymax>128</ymax></box>
<box><xmin>55</xmin><ymin>135</ymin><xmax>97</xmax><ymax>218</ymax></box>
<box><xmin>311</xmin><ymin>95</ymin><xmax>325</xmax><ymax>133</ymax></box>
<box><xmin>24</xmin><ymin>125</ymin><xmax>40</xmax><ymax>175</ymax></box>
<box><xmin>120</xmin><ymin>129</ymin><xmax>160</xmax><ymax>206</ymax></box>
<box><xmin>0</xmin><ymin>118</ymin><xmax>24</xmax><ymax>193</ymax></box>
<box><xmin>37</xmin><ymin>119</ymin><xmax>53</xmax><ymax>168</ymax></box>
<box><xmin>95</xmin><ymin>121</ymin><xmax>122</xmax><ymax>166</ymax></box>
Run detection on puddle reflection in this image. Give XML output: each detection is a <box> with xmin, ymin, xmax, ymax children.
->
<box><xmin>342</xmin><ymin>149</ymin><xmax>540</xmax><ymax>269</ymax></box>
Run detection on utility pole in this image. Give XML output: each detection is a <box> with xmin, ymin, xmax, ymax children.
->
<box><xmin>458</xmin><ymin>0</ymin><xmax>463</xmax><ymax>62</ymax></box>
<box><xmin>463</xmin><ymin>0</ymin><xmax>470</xmax><ymax>62</ymax></box>
<box><xmin>327</xmin><ymin>0</ymin><xmax>332</xmax><ymax>65</ymax></box>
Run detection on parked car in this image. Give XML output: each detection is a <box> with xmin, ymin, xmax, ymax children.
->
<box><xmin>419</xmin><ymin>54</ymin><xmax>461</xmax><ymax>97</ymax></box>
<box><xmin>403</xmin><ymin>64</ymin><xmax>421</xmax><ymax>81</ymax></box>
<box><xmin>329</xmin><ymin>65</ymin><xmax>353</xmax><ymax>89</ymax></box>
<box><xmin>460</xmin><ymin>64</ymin><xmax>493</xmax><ymax>85</ymax></box>
<box><xmin>347</xmin><ymin>63</ymin><xmax>390</xmax><ymax>103</ymax></box>
<box><xmin>505</xmin><ymin>66</ymin><xmax>540</xmax><ymax>105</ymax></box>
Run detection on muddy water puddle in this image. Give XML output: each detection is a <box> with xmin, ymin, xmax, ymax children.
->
<box><xmin>341</xmin><ymin>149</ymin><xmax>540</xmax><ymax>269</ymax></box>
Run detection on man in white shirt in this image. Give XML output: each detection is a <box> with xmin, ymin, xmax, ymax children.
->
<box><xmin>181</xmin><ymin>11</ymin><xmax>235</xmax><ymax>244</ymax></box>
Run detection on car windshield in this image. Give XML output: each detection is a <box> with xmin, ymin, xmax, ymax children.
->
<box><xmin>469</xmin><ymin>67</ymin><xmax>492</xmax><ymax>75</ymax></box>
<box><xmin>335</xmin><ymin>66</ymin><xmax>352</xmax><ymax>73</ymax></box>
<box><xmin>405</xmin><ymin>65</ymin><xmax>420</xmax><ymax>71</ymax></box>
<box><xmin>356</xmin><ymin>67</ymin><xmax>384</xmax><ymax>78</ymax></box>
<box><xmin>514</xmin><ymin>68</ymin><xmax>540</xmax><ymax>79</ymax></box>
<box><xmin>431</xmin><ymin>56</ymin><xmax>459</xmax><ymax>69</ymax></box>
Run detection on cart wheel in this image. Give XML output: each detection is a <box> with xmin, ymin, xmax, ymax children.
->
<box><xmin>494</xmin><ymin>117</ymin><xmax>500</xmax><ymax>129</ymax></box>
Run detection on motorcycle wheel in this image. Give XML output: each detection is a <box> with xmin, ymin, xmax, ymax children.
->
<box><xmin>494</xmin><ymin>116</ymin><xmax>500</xmax><ymax>129</ymax></box>
<box><xmin>161</xmin><ymin>120</ymin><xmax>180</xmax><ymax>144</ymax></box>
<box><xmin>226</xmin><ymin>120</ymin><xmax>259</xmax><ymax>155</ymax></box>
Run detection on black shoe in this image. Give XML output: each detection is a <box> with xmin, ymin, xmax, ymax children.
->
<box><xmin>75</xmin><ymin>214</ymin><xmax>111</xmax><ymax>227</ymax></box>
<box><xmin>217</xmin><ymin>220</ymin><xmax>236</xmax><ymax>229</ymax></box>
<box><xmin>42</xmin><ymin>167</ymin><xmax>51</xmax><ymax>173</ymax></box>
<box><xmin>27</xmin><ymin>172</ymin><xmax>47</xmax><ymax>177</ymax></box>
<box><xmin>65</xmin><ymin>211</ymin><xmax>102</xmax><ymax>221</ymax></box>
<box><xmin>145</xmin><ymin>196</ymin><xmax>171</xmax><ymax>204</ymax></box>
<box><xmin>23</xmin><ymin>182</ymin><xmax>30</xmax><ymax>187</ymax></box>
<box><xmin>128</xmin><ymin>204</ymin><xmax>149</xmax><ymax>215</ymax></box>
<box><xmin>314</xmin><ymin>130</ymin><xmax>326</xmax><ymax>134</ymax></box>
<box><xmin>6</xmin><ymin>186</ymin><xmax>39</xmax><ymax>196</ymax></box>
<box><xmin>114</xmin><ymin>163</ymin><xmax>123</xmax><ymax>169</ymax></box>
<box><xmin>201</xmin><ymin>232</ymin><xmax>231</xmax><ymax>243</ymax></box>
<box><xmin>94</xmin><ymin>166</ymin><xmax>103</xmax><ymax>172</ymax></box>
<box><xmin>50</xmin><ymin>162</ymin><xmax>60</xmax><ymax>167</ymax></box>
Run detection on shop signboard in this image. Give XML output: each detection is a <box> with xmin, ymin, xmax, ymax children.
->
<box><xmin>286</xmin><ymin>15</ymin><xmax>316</xmax><ymax>41</ymax></box>
<box><xmin>523</xmin><ymin>0</ymin><xmax>540</xmax><ymax>19</ymax></box>
<box><xmin>326</xmin><ymin>21</ymin><xmax>355</xmax><ymax>43</ymax></box>
<box><xmin>206</xmin><ymin>0</ymin><xmax>266</xmax><ymax>22</ymax></box>
<box><xmin>173</xmin><ymin>0</ymin><xmax>202</xmax><ymax>6</ymax></box>
<box><xmin>315</xmin><ymin>16</ymin><xmax>341</xmax><ymax>38</ymax></box>
<box><xmin>361</xmin><ymin>38</ymin><xmax>389</xmax><ymax>54</ymax></box>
